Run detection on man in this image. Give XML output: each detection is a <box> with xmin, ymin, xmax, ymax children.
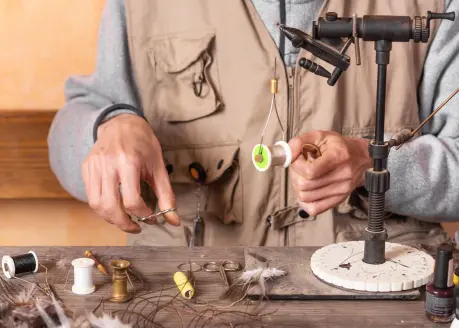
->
<box><xmin>48</xmin><ymin>0</ymin><xmax>459</xmax><ymax>247</ymax></box>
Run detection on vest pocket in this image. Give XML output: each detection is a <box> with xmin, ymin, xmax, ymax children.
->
<box><xmin>149</xmin><ymin>29</ymin><xmax>222</xmax><ymax>122</ymax></box>
<box><xmin>162</xmin><ymin>143</ymin><xmax>243</xmax><ymax>225</ymax></box>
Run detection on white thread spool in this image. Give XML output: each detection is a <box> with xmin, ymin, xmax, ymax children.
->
<box><xmin>72</xmin><ymin>258</ymin><xmax>96</xmax><ymax>295</ymax></box>
<box><xmin>252</xmin><ymin>141</ymin><xmax>292</xmax><ymax>172</ymax></box>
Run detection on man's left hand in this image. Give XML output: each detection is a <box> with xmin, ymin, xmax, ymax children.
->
<box><xmin>288</xmin><ymin>130</ymin><xmax>372</xmax><ymax>216</ymax></box>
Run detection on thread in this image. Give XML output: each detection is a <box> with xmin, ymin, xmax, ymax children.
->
<box><xmin>71</xmin><ymin>258</ymin><xmax>96</xmax><ymax>295</ymax></box>
<box><xmin>2</xmin><ymin>251</ymin><xmax>38</xmax><ymax>279</ymax></box>
<box><xmin>368</xmin><ymin>192</ymin><xmax>385</xmax><ymax>232</ymax></box>
<box><xmin>252</xmin><ymin>141</ymin><xmax>292</xmax><ymax>171</ymax></box>
<box><xmin>173</xmin><ymin>271</ymin><xmax>195</xmax><ymax>299</ymax></box>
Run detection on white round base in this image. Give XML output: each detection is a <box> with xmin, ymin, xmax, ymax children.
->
<box><xmin>310</xmin><ymin>241</ymin><xmax>434</xmax><ymax>292</ymax></box>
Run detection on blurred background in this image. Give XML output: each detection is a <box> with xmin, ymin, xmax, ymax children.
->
<box><xmin>0</xmin><ymin>1</ymin><xmax>457</xmax><ymax>246</ymax></box>
<box><xmin>0</xmin><ymin>0</ymin><xmax>125</xmax><ymax>246</ymax></box>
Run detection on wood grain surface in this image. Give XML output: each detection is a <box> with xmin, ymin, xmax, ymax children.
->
<box><xmin>0</xmin><ymin>110</ymin><xmax>71</xmax><ymax>199</ymax></box>
<box><xmin>0</xmin><ymin>246</ymin><xmax>445</xmax><ymax>328</ymax></box>
<box><xmin>244</xmin><ymin>247</ymin><xmax>420</xmax><ymax>300</ymax></box>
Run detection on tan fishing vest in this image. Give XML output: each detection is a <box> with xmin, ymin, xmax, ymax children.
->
<box><xmin>123</xmin><ymin>0</ymin><xmax>444</xmax><ymax>247</ymax></box>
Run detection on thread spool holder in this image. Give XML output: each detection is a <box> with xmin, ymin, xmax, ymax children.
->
<box><xmin>109</xmin><ymin>259</ymin><xmax>132</xmax><ymax>303</ymax></box>
<box><xmin>2</xmin><ymin>251</ymin><xmax>39</xmax><ymax>279</ymax></box>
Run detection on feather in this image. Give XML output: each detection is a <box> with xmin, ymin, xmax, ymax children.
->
<box><xmin>56</xmin><ymin>259</ymin><xmax>71</xmax><ymax>271</ymax></box>
<box><xmin>14</xmin><ymin>284</ymin><xmax>36</xmax><ymax>304</ymax></box>
<box><xmin>87</xmin><ymin>313</ymin><xmax>133</xmax><ymax>328</ymax></box>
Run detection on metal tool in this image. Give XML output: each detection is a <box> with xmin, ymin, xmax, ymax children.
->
<box><xmin>280</xmin><ymin>10</ymin><xmax>455</xmax><ymax>265</ymax></box>
<box><xmin>109</xmin><ymin>260</ymin><xmax>132</xmax><ymax>303</ymax></box>
<box><xmin>187</xmin><ymin>163</ymin><xmax>207</xmax><ymax>247</ymax></box>
<box><xmin>138</xmin><ymin>208</ymin><xmax>177</xmax><ymax>224</ymax></box>
<box><xmin>203</xmin><ymin>260</ymin><xmax>241</xmax><ymax>288</ymax></box>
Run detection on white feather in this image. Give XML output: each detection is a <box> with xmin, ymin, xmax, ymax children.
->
<box><xmin>260</xmin><ymin>268</ymin><xmax>286</xmax><ymax>280</ymax></box>
<box><xmin>87</xmin><ymin>313</ymin><xmax>132</xmax><ymax>328</ymax></box>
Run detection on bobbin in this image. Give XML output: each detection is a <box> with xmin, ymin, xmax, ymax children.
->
<box><xmin>252</xmin><ymin>141</ymin><xmax>292</xmax><ymax>172</ymax></box>
<box><xmin>71</xmin><ymin>258</ymin><xmax>96</xmax><ymax>295</ymax></box>
<box><xmin>2</xmin><ymin>251</ymin><xmax>39</xmax><ymax>279</ymax></box>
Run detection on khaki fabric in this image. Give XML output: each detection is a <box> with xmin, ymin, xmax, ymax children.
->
<box><xmin>124</xmin><ymin>0</ymin><xmax>449</xmax><ymax>247</ymax></box>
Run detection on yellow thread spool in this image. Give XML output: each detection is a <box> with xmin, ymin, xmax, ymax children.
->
<box><xmin>270</xmin><ymin>78</ymin><xmax>278</xmax><ymax>94</ymax></box>
<box><xmin>173</xmin><ymin>271</ymin><xmax>194</xmax><ymax>299</ymax></box>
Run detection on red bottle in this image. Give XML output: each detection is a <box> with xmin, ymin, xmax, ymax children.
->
<box><xmin>425</xmin><ymin>243</ymin><xmax>455</xmax><ymax>323</ymax></box>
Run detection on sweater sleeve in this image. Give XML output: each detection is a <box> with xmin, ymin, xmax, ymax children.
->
<box><xmin>47</xmin><ymin>0</ymin><xmax>140</xmax><ymax>201</ymax></box>
<box><xmin>385</xmin><ymin>0</ymin><xmax>459</xmax><ymax>221</ymax></box>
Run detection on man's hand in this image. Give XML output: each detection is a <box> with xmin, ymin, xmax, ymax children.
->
<box><xmin>81</xmin><ymin>114</ymin><xmax>180</xmax><ymax>233</ymax></box>
<box><xmin>288</xmin><ymin>130</ymin><xmax>372</xmax><ymax>216</ymax></box>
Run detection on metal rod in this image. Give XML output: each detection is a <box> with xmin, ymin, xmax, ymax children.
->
<box><xmin>374</xmin><ymin>64</ymin><xmax>387</xmax><ymax>171</ymax></box>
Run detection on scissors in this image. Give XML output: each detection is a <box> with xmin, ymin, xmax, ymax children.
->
<box><xmin>202</xmin><ymin>260</ymin><xmax>241</xmax><ymax>272</ymax></box>
<box><xmin>203</xmin><ymin>260</ymin><xmax>241</xmax><ymax>288</ymax></box>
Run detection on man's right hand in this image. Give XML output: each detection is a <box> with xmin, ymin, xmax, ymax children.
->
<box><xmin>81</xmin><ymin>114</ymin><xmax>180</xmax><ymax>233</ymax></box>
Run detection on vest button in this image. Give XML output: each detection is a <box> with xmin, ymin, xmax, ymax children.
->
<box><xmin>166</xmin><ymin>163</ymin><xmax>174</xmax><ymax>175</ymax></box>
<box><xmin>325</xmin><ymin>12</ymin><xmax>338</xmax><ymax>21</ymax></box>
<box><xmin>299</xmin><ymin>209</ymin><xmax>310</xmax><ymax>219</ymax></box>
<box><xmin>188</xmin><ymin>162</ymin><xmax>207</xmax><ymax>183</ymax></box>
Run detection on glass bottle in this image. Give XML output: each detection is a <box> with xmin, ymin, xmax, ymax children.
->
<box><xmin>425</xmin><ymin>243</ymin><xmax>455</xmax><ymax>323</ymax></box>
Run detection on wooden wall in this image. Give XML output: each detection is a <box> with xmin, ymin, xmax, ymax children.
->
<box><xmin>0</xmin><ymin>0</ymin><xmax>126</xmax><ymax>246</ymax></box>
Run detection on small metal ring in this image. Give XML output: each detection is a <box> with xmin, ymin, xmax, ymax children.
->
<box><xmin>177</xmin><ymin>262</ymin><xmax>202</xmax><ymax>273</ymax></box>
<box><xmin>221</xmin><ymin>260</ymin><xmax>241</xmax><ymax>272</ymax></box>
<box><xmin>203</xmin><ymin>261</ymin><xmax>220</xmax><ymax>272</ymax></box>
<box><xmin>193</xmin><ymin>74</ymin><xmax>204</xmax><ymax>97</ymax></box>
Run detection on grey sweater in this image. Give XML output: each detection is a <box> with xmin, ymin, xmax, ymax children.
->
<box><xmin>48</xmin><ymin>0</ymin><xmax>459</xmax><ymax>222</ymax></box>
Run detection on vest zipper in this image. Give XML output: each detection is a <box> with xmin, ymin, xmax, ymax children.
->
<box><xmin>284</xmin><ymin>66</ymin><xmax>295</xmax><ymax>207</ymax></box>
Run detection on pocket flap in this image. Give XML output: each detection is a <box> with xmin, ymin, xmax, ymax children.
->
<box><xmin>269</xmin><ymin>205</ymin><xmax>316</xmax><ymax>230</ymax></box>
<box><xmin>163</xmin><ymin>143</ymin><xmax>239</xmax><ymax>184</ymax></box>
<box><xmin>150</xmin><ymin>30</ymin><xmax>215</xmax><ymax>73</ymax></box>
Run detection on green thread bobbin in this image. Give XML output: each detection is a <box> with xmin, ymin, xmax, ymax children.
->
<box><xmin>252</xmin><ymin>144</ymin><xmax>272</xmax><ymax>171</ymax></box>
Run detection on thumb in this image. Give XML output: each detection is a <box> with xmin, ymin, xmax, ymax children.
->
<box><xmin>145</xmin><ymin>163</ymin><xmax>181</xmax><ymax>226</ymax></box>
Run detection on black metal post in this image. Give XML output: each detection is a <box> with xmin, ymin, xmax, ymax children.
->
<box><xmin>363</xmin><ymin>40</ymin><xmax>392</xmax><ymax>265</ymax></box>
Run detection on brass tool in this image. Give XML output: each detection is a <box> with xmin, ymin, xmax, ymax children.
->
<box><xmin>109</xmin><ymin>260</ymin><xmax>132</xmax><ymax>303</ymax></box>
<box><xmin>395</xmin><ymin>88</ymin><xmax>459</xmax><ymax>149</ymax></box>
<box><xmin>84</xmin><ymin>250</ymin><xmax>108</xmax><ymax>276</ymax></box>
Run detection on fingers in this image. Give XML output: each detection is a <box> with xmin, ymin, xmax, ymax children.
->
<box><xmin>296</xmin><ymin>180</ymin><xmax>354</xmax><ymax>203</ymax></box>
<box><xmin>118</xmin><ymin>155</ymin><xmax>154</xmax><ymax>219</ymax></box>
<box><xmin>145</xmin><ymin>153</ymin><xmax>180</xmax><ymax>226</ymax></box>
<box><xmin>289</xmin><ymin>131</ymin><xmax>350</xmax><ymax>179</ymax></box>
<box><xmin>290</xmin><ymin>164</ymin><xmax>354</xmax><ymax>192</ymax></box>
<box><xmin>299</xmin><ymin>195</ymin><xmax>345</xmax><ymax>216</ymax></box>
<box><xmin>101</xmin><ymin>165</ymin><xmax>141</xmax><ymax>233</ymax></box>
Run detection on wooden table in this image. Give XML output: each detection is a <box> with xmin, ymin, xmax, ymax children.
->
<box><xmin>0</xmin><ymin>247</ymin><xmax>446</xmax><ymax>327</ymax></box>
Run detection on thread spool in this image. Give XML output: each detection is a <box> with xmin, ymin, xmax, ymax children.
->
<box><xmin>2</xmin><ymin>251</ymin><xmax>39</xmax><ymax>279</ymax></box>
<box><xmin>252</xmin><ymin>141</ymin><xmax>292</xmax><ymax>172</ymax></box>
<box><xmin>173</xmin><ymin>271</ymin><xmax>195</xmax><ymax>299</ymax></box>
<box><xmin>71</xmin><ymin>258</ymin><xmax>96</xmax><ymax>295</ymax></box>
<box><xmin>109</xmin><ymin>260</ymin><xmax>132</xmax><ymax>303</ymax></box>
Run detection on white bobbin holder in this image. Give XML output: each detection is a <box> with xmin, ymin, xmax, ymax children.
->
<box><xmin>2</xmin><ymin>251</ymin><xmax>39</xmax><ymax>279</ymax></box>
<box><xmin>311</xmin><ymin>241</ymin><xmax>435</xmax><ymax>292</ymax></box>
<box><xmin>72</xmin><ymin>258</ymin><xmax>96</xmax><ymax>295</ymax></box>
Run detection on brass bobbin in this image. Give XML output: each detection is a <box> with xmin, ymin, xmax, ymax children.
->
<box><xmin>109</xmin><ymin>259</ymin><xmax>132</xmax><ymax>303</ymax></box>
<box><xmin>270</xmin><ymin>78</ymin><xmax>278</xmax><ymax>94</ymax></box>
